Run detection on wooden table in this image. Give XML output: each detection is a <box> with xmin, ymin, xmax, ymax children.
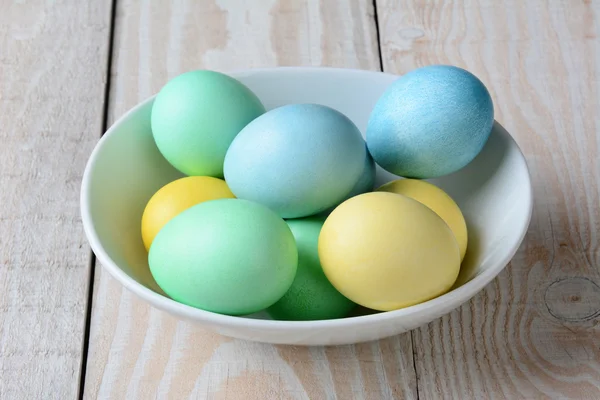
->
<box><xmin>1</xmin><ymin>1</ymin><xmax>599</xmax><ymax>399</ymax></box>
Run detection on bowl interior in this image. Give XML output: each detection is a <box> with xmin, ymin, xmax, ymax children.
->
<box><xmin>84</xmin><ymin>68</ymin><xmax>531</xmax><ymax>321</ymax></box>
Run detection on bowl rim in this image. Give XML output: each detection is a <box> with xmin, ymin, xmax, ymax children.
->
<box><xmin>80</xmin><ymin>66</ymin><xmax>534</xmax><ymax>331</ymax></box>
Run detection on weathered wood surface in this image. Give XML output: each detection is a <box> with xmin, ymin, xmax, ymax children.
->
<box><xmin>83</xmin><ymin>1</ymin><xmax>419</xmax><ymax>399</ymax></box>
<box><xmin>0</xmin><ymin>1</ymin><xmax>112</xmax><ymax>399</ymax></box>
<box><xmin>2</xmin><ymin>0</ymin><xmax>599</xmax><ymax>398</ymax></box>
<box><xmin>376</xmin><ymin>0</ymin><xmax>600</xmax><ymax>398</ymax></box>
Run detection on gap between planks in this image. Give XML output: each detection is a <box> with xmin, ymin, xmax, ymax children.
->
<box><xmin>77</xmin><ymin>0</ymin><xmax>119</xmax><ymax>398</ymax></box>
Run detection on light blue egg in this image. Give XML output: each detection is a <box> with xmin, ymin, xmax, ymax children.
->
<box><xmin>346</xmin><ymin>147</ymin><xmax>376</xmax><ymax>198</ymax></box>
<box><xmin>366</xmin><ymin>65</ymin><xmax>494</xmax><ymax>178</ymax></box>
<box><xmin>224</xmin><ymin>104</ymin><xmax>366</xmax><ymax>218</ymax></box>
<box><xmin>319</xmin><ymin>148</ymin><xmax>376</xmax><ymax>216</ymax></box>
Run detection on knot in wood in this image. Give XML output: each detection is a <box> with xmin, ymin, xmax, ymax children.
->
<box><xmin>544</xmin><ymin>277</ymin><xmax>600</xmax><ymax>322</ymax></box>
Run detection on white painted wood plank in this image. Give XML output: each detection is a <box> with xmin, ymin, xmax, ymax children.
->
<box><xmin>376</xmin><ymin>0</ymin><xmax>600</xmax><ymax>398</ymax></box>
<box><xmin>0</xmin><ymin>1</ymin><xmax>113</xmax><ymax>398</ymax></box>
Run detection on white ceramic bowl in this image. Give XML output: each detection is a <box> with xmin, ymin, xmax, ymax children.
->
<box><xmin>81</xmin><ymin>67</ymin><xmax>533</xmax><ymax>346</ymax></box>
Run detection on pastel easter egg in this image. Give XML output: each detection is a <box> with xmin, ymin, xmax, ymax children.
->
<box><xmin>318</xmin><ymin>192</ymin><xmax>460</xmax><ymax>311</ymax></box>
<box><xmin>366</xmin><ymin>65</ymin><xmax>494</xmax><ymax>178</ymax></box>
<box><xmin>377</xmin><ymin>179</ymin><xmax>468</xmax><ymax>260</ymax></box>
<box><xmin>151</xmin><ymin>70</ymin><xmax>265</xmax><ymax>177</ymax></box>
<box><xmin>141</xmin><ymin>176</ymin><xmax>235</xmax><ymax>251</ymax></box>
<box><xmin>345</xmin><ymin>148</ymin><xmax>376</xmax><ymax>199</ymax></box>
<box><xmin>320</xmin><ymin>148</ymin><xmax>376</xmax><ymax>215</ymax></box>
<box><xmin>148</xmin><ymin>199</ymin><xmax>298</xmax><ymax>315</ymax></box>
<box><xmin>224</xmin><ymin>104</ymin><xmax>366</xmax><ymax>218</ymax></box>
<box><xmin>267</xmin><ymin>216</ymin><xmax>356</xmax><ymax>321</ymax></box>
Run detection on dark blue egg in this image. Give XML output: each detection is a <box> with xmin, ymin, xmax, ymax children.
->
<box><xmin>366</xmin><ymin>65</ymin><xmax>494</xmax><ymax>178</ymax></box>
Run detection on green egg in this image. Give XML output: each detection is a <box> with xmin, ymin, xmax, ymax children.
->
<box><xmin>267</xmin><ymin>216</ymin><xmax>356</xmax><ymax>321</ymax></box>
<box><xmin>148</xmin><ymin>199</ymin><xmax>298</xmax><ymax>315</ymax></box>
<box><xmin>151</xmin><ymin>70</ymin><xmax>265</xmax><ymax>177</ymax></box>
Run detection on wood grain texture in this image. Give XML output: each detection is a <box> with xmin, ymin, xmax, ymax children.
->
<box><xmin>0</xmin><ymin>1</ymin><xmax>112</xmax><ymax>399</ymax></box>
<box><xmin>84</xmin><ymin>1</ymin><xmax>418</xmax><ymax>399</ymax></box>
<box><xmin>376</xmin><ymin>0</ymin><xmax>600</xmax><ymax>398</ymax></box>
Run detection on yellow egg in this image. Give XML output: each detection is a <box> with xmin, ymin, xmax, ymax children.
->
<box><xmin>141</xmin><ymin>176</ymin><xmax>235</xmax><ymax>250</ymax></box>
<box><xmin>377</xmin><ymin>179</ymin><xmax>468</xmax><ymax>261</ymax></box>
<box><xmin>318</xmin><ymin>192</ymin><xmax>460</xmax><ymax>311</ymax></box>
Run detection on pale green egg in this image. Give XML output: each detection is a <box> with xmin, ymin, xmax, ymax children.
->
<box><xmin>267</xmin><ymin>216</ymin><xmax>355</xmax><ymax>320</ymax></box>
<box><xmin>148</xmin><ymin>199</ymin><xmax>298</xmax><ymax>315</ymax></box>
<box><xmin>151</xmin><ymin>70</ymin><xmax>265</xmax><ymax>177</ymax></box>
